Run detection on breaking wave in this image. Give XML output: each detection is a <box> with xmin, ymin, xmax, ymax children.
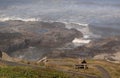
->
<box><xmin>0</xmin><ymin>17</ymin><xmax>39</xmax><ymax>22</ymax></box>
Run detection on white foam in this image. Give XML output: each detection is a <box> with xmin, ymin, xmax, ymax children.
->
<box><xmin>72</xmin><ymin>38</ymin><xmax>91</xmax><ymax>44</ymax></box>
<box><xmin>64</xmin><ymin>22</ymin><xmax>89</xmax><ymax>27</ymax></box>
<box><xmin>0</xmin><ymin>17</ymin><xmax>39</xmax><ymax>22</ymax></box>
<box><xmin>71</xmin><ymin>22</ymin><xmax>89</xmax><ymax>27</ymax></box>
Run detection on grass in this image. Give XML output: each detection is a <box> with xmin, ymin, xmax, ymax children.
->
<box><xmin>0</xmin><ymin>66</ymin><xmax>71</xmax><ymax>78</ymax></box>
<box><xmin>0</xmin><ymin>58</ymin><xmax>120</xmax><ymax>78</ymax></box>
<box><xmin>46</xmin><ymin>58</ymin><xmax>102</xmax><ymax>77</ymax></box>
<box><xmin>0</xmin><ymin>65</ymin><xmax>86</xmax><ymax>78</ymax></box>
<box><xmin>46</xmin><ymin>58</ymin><xmax>120</xmax><ymax>78</ymax></box>
<box><xmin>91</xmin><ymin>60</ymin><xmax>120</xmax><ymax>78</ymax></box>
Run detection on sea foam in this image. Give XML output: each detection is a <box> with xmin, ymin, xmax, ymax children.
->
<box><xmin>0</xmin><ymin>17</ymin><xmax>39</xmax><ymax>22</ymax></box>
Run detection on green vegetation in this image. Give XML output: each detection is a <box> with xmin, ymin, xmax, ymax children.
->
<box><xmin>0</xmin><ymin>67</ymin><xmax>66</xmax><ymax>78</ymax></box>
<box><xmin>0</xmin><ymin>66</ymin><xmax>71</xmax><ymax>78</ymax></box>
<box><xmin>1</xmin><ymin>58</ymin><xmax>120</xmax><ymax>78</ymax></box>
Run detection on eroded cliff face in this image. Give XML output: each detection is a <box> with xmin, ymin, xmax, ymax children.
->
<box><xmin>0</xmin><ymin>20</ymin><xmax>83</xmax><ymax>60</ymax></box>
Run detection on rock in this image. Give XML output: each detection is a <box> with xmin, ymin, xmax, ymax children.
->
<box><xmin>0</xmin><ymin>20</ymin><xmax>83</xmax><ymax>60</ymax></box>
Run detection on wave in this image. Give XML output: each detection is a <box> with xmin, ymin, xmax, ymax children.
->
<box><xmin>62</xmin><ymin>22</ymin><xmax>89</xmax><ymax>27</ymax></box>
<box><xmin>70</xmin><ymin>22</ymin><xmax>88</xmax><ymax>27</ymax></box>
<box><xmin>0</xmin><ymin>17</ymin><xmax>39</xmax><ymax>22</ymax></box>
<box><xmin>64</xmin><ymin>22</ymin><xmax>90</xmax><ymax>36</ymax></box>
<box><xmin>0</xmin><ymin>16</ymin><xmax>88</xmax><ymax>26</ymax></box>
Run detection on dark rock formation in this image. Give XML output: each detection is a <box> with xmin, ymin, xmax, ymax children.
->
<box><xmin>0</xmin><ymin>20</ymin><xmax>83</xmax><ymax>60</ymax></box>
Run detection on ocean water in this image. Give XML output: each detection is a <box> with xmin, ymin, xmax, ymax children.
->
<box><xmin>0</xmin><ymin>0</ymin><xmax>120</xmax><ymax>36</ymax></box>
